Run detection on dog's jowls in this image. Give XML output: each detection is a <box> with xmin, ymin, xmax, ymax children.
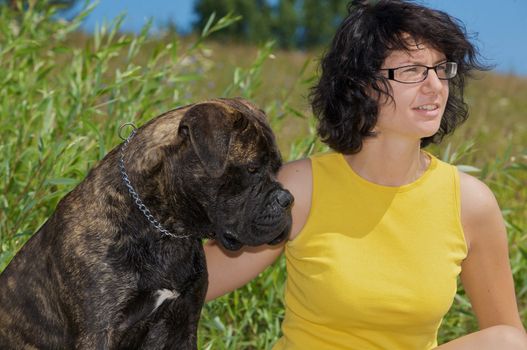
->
<box><xmin>0</xmin><ymin>98</ymin><xmax>293</xmax><ymax>350</ymax></box>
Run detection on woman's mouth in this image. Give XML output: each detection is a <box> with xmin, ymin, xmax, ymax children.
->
<box><xmin>413</xmin><ymin>103</ymin><xmax>441</xmax><ymax>117</ymax></box>
<box><xmin>414</xmin><ymin>104</ymin><xmax>439</xmax><ymax>111</ymax></box>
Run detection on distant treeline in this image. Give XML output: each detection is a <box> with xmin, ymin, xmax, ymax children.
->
<box><xmin>192</xmin><ymin>0</ymin><xmax>348</xmax><ymax>49</ymax></box>
<box><xmin>0</xmin><ymin>0</ymin><xmax>349</xmax><ymax>49</ymax></box>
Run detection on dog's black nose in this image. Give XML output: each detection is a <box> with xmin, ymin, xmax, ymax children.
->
<box><xmin>275</xmin><ymin>190</ymin><xmax>293</xmax><ymax>209</ymax></box>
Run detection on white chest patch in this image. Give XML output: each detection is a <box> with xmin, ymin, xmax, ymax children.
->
<box><xmin>154</xmin><ymin>289</ymin><xmax>180</xmax><ymax>311</ymax></box>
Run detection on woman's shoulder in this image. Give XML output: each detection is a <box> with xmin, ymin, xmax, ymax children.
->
<box><xmin>458</xmin><ymin>170</ymin><xmax>503</xmax><ymax>251</ymax></box>
<box><xmin>458</xmin><ymin>170</ymin><xmax>499</xmax><ymax>217</ymax></box>
<box><xmin>278</xmin><ymin>152</ymin><xmax>339</xmax><ymax>177</ymax></box>
<box><xmin>278</xmin><ymin>158</ymin><xmax>312</xmax><ymax>179</ymax></box>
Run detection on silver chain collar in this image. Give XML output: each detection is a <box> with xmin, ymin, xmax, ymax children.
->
<box><xmin>118</xmin><ymin>123</ymin><xmax>191</xmax><ymax>240</ymax></box>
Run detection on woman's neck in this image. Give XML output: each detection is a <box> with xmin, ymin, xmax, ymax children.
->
<box><xmin>343</xmin><ymin>137</ymin><xmax>430</xmax><ymax>187</ymax></box>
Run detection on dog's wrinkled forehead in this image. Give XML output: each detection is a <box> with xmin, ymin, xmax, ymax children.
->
<box><xmin>202</xmin><ymin>98</ymin><xmax>275</xmax><ymax>141</ymax></box>
<box><xmin>218</xmin><ymin>97</ymin><xmax>267</xmax><ymax>124</ymax></box>
<box><xmin>126</xmin><ymin>98</ymin><xmax>280</xmax><ymax>175</ymax></box>
<box><xmin>138</xmin><ymin>98</ymin><xmax>269</xmax><ymax>146</ymax></box>
<box><xmin>220</xmin><ymin>99</ymin><xmax>281</xmax><ymax>166</ymax></box>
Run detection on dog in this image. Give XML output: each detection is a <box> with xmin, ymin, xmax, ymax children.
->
<box><xmin>0</xmin><ymin>98</ymin><xmax>293</xmax><ymax>349</ymax></box>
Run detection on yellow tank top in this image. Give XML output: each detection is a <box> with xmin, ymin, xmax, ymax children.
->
<box><xmin>273</xmin><ymin>152</ymin><xmax>467</xmax><ymax>350</ymax></box>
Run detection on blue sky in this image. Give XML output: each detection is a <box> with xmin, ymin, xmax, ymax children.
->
<box><xmin>67</xmin><ymin>0</ymin><xmax>527</xmax><ymax>76</ymax></box>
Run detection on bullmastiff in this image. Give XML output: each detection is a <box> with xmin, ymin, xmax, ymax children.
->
<box><xmin>0</xmin><ymin>98</ymin><xmax>293</xmax><ymax>349</ymax></box>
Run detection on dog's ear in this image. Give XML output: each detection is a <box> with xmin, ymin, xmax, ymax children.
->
<box><xmin>180</xmin><ymin>103</ymin><xmax>236</xmax><ymax>178</ymax></box>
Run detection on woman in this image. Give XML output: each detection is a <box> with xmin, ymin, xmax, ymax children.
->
<box><xmin>204</xmin><ymin>1</ymin><xmax>527</xmax><ymax>349</ymax></box>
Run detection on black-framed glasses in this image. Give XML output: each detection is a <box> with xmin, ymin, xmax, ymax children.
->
<box><xmin>380</xmin><ymin>61</ymin><xmax>458</xmax><ymax>84</ymax></box>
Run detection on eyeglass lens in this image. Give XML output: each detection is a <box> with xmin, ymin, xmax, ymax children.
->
<box><xmin>395</xmin><ymin>62</ymin><xmax>457</xmax><ymax>82</ymax></box>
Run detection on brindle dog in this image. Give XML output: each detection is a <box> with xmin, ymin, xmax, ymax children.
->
<box><xmin>0</xmin><ymin>98</ymin><xmax>293</xmax><ymax>350</ymax></box>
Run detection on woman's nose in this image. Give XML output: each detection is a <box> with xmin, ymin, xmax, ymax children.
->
<box><xmin>421</xmin><ymin>69</ymin><xmax>445</xmax><ymax>93</ymax></box>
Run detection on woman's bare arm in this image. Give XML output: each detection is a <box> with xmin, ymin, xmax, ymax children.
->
<box><xmin>204</xmin><ymin>158</ymin><xmax>313</xmax><ymax>301</ymax></box>
<box><xmin>434</xmin><ymin>171</ymin><xmax>527</xmax><ymax>349</ymax></box>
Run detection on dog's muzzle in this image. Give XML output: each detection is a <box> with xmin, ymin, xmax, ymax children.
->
<box><xmin>217</xmin><ymin>189</ymin><xmax>293</xmax><ymax>251</ymax></box>
<box><xmin>219</xmin><ymin>231</ymin><xmax>244</xmax><ymax>251</ymax></box>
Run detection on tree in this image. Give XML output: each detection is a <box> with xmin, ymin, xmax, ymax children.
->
<box><xmin>193</xmin><ymin>0</ymin><xmax>272</xmax><ymax>43</ymax></box>
<box><xmin>272</xmin><ymin>0</ymin><xmax>298</xmax><ymax>49</ymax></box>
<box><xmin>192</xmin><ymin>0</ymin><xmax>348</xmax><ymax>49</ymax></box>
<box><xmin>0</xmin><ymin>0</ymin><xmax>78</xmax><ymax>12</ymax></box>
<box><xmin>243</xmin><ymin>0</ymin><xmax>272</xmax><ymax>43</ymax></box>
<box><xmin>301</xmin><ymin>0</ymin><xmax>346</xmax><ymax>48</ymax></box>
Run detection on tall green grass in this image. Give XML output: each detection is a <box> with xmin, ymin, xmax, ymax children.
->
<box><xmin>0</xmin><ymin>5</ymin><xmax>525</xmax><ymax>349</ymax></box>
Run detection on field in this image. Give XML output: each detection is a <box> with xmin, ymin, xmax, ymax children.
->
<box><xmin>0</xmin><ymin>7</ymin><xmax>526</xmax><ymax>349</ymax></box>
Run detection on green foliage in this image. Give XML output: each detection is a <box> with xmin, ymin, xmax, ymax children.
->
<box><xmin>0</xmin><ymin>0</ymin><xmax>79</xmax><ymax>12</ymax></box>
<box><xmin>1</xmin><ymin>4</ymin><xmax>526</xmax><ymax>349</ymax></box>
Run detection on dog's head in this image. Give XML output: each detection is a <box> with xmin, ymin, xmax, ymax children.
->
<box><xmin>125</xmin><ymin>98</ymin><xmax>293</xmax><ymax>250</ymax></box>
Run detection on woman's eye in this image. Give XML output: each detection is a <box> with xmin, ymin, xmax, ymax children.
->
<box><xmin>402</xmin><ymin>67</ymin><xmax>418</xmax><ymax>73</ymax></box>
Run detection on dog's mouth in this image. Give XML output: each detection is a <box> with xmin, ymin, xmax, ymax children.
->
<box><xmin>219</xmin><ymin>232</ymin><xmax>244</xmax><ymax>251</ymax></box>
<box><xmin>218</xmin><ymin>225</ymin><xmax>290</xmax><ymax>251</ymax></box>
<box><xmin>267</xmin><ymin>228</ymin><xmax>289</xmax><ymax>245</ymax></box>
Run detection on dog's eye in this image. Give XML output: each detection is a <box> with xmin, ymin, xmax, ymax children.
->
<box><xmin>247</xmin><ymin>166</ymin><xmax>259</xmax><ymax>174</ymax></box>
<box><xmin>234</xmin><ymin>115</ymin><xmax>250</xmax><ymax>132</ymax></box>
<box><xmin>179</xmin><ymin>125</ymin><xmax>189</xmax><ymax>137</ymax></box>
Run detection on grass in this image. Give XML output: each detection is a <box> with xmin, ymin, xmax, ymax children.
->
<box><xmin>0</xmin><ymin>5</ymin><xmax>525</xmax><ymax>349</ymax></box>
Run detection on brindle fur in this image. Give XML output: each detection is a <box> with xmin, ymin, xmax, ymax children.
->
<box><xmin>0</xmin><ymin>98</ymin><xmax>292</xmax><ymax>350</ymax></box>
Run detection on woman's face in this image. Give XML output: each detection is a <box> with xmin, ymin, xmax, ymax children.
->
<box><xmin>375</xmin><ymin>43</ymin><xmax>449</xmax><ymax>143</ymax></box>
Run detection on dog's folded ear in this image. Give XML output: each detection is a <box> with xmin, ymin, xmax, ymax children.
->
<box><xmin>180</xmin><ymin>103</ymin><xmax>237</xmax><ymax>178</ymax></box>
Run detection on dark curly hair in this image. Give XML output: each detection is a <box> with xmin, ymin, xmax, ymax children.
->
<box><xmin>310</xmin><ymin>0</ymin><xmax>488</xmax><ymax>154</ymax></box>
